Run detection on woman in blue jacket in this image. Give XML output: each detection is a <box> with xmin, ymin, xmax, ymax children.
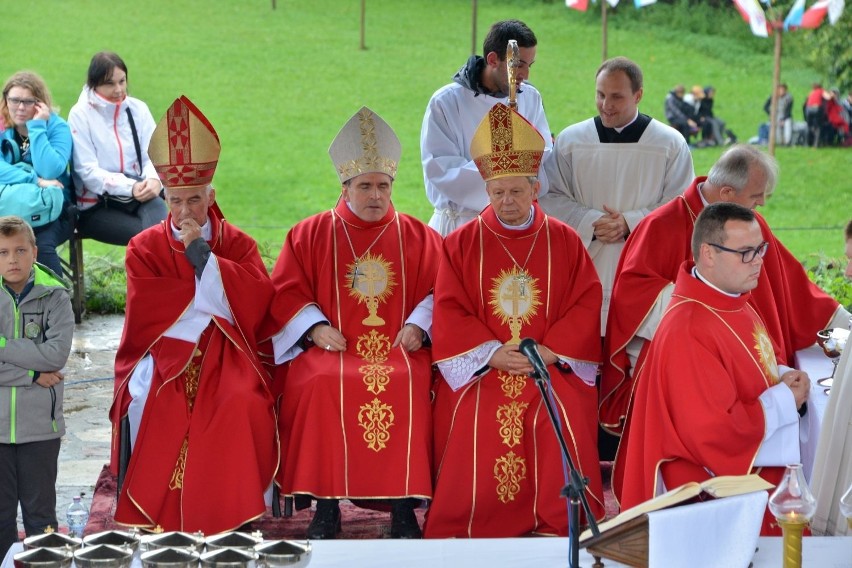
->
<box><xmin>0</xmin><ymin>71</ymin><xmax>73</xmax><ymax>276</ymax></box>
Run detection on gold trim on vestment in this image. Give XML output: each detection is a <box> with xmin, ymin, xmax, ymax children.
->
<box><xmin>651</xmin><ymin>295</ymin><xmax>776</xmax><ymax>482</ymax></box>
<box><xmin>329</xmin><ymin>209</ymin><xmax>413</xmax><ymax>494</ymax></box>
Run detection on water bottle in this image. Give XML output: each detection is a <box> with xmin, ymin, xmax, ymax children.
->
<box><xmin>66</xmin><ymin>493</ymin><xmax>89</xmax><ymax>538</ymax></box>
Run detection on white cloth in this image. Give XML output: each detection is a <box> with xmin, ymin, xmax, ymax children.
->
<box><xmin>648</xmin><ymin>492</ymin><xmax>767</xmax><ymax>568</ymax></box>
<box><xmin>67</xmin><ymin>86</ymin><xmax>159</xmax><ymax>210</ymax></box>
<box><xmin>437</xmin><ymin>341</ymin><xmax>598</xmax><ymax>391</ymax></box>
<box><xmin>6</xmin><ymin>537</ymin><xmax>852</xmax><ymax>568</ymax></box>
<box><xmin>754</xmin><ymin>383</ymin><xmax>801</xmax><ymax>467</ymax></box>
<box><xmin>126</xmin><ymin>354</ymin><xmax>153</xmax><ymax>450</ymax></box>
<box><xmin>810</xmin><ymin>342</ymin><xmax>852</xmax><ymax>535</ymax></box>
<box><xmin>540</xmin><ymin>116</ymin><xmax>694</xmax><ymax>333</ymax></box>
<box><xmin>421</xmin><ymin>82</ymin><xmax>552</xmax><ymax>235</ymax></box>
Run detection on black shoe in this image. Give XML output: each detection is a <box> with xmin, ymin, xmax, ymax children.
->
<box><xmin>390</xmin><ymin>499</ymin><xmax>422</xmax><ymax>539</ymax></box>
<box><xmin>306</xmin><ymin>499</ymin><xmax>341</xmax><ymax>540</ymax></box>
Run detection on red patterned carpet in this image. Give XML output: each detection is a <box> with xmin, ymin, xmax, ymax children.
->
<box><xmin>83</xmin><ymin>463</ymin><xmax>619</xmax><ymax>539</ymax></box>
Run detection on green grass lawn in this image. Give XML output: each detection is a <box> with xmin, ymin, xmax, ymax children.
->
<box><xmin>7</xmin><ymin>0</ymin><xmax>849</xmax><ymax>264</ymax></box>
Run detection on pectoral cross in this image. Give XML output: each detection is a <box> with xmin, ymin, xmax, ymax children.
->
<box><xmin>350</xmin><ymin>264</ymin><xmax>362</xmax><ymax>289</ymax></box>
<box><xmin>515</xmin><ymin>272</ymin><xmax>530</xmax><ymax>296</ymax></box>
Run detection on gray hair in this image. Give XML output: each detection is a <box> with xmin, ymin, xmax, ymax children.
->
<box><xmin>706</xmin><ymin>145</ymin><xmax>778</xmax><ymax>195</ymax></box>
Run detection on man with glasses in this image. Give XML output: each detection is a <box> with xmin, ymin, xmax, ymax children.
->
<box><xmin>600</xmin><ymin>145</ymin><xmax>849</xmax><ymax>447</ymax></box>
<box><xmin>618</xmin><ymin>202</ymin><xmax>811</xmax><ymax>535</ymax></box>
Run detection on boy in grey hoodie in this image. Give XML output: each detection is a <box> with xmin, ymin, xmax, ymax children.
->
<box><xmin>0</xmin><ymin>215</ymin><xmax>73</xmax><ymax>557</ymax></box>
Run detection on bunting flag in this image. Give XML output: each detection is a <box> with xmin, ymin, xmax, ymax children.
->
<box><xmin>732</xmin><ymin>0</ymin><xmax>770</xmax><ymax>37</ymax></box>
<box><xmin>566</xmin><ymin>0</ymin><xmax>590</xmax><ymax>12</ymax></box>
<box><xmin>800</xmin><ymin>0</ymin><xmax>845</xmax><ymax>28</ymax></box>
<box><xmin>784</xmin><ymin>0</ymin><xmax>807</xmax><ymax>29</ymax></box>
<box><xmin>607</xmin><ymin>0</ymin><xmax>620</xmax><ymax>6</ymax></box>
<box><xmin>635</xmin><ymin>0</ymin><xmax>657</xmax><ymax>6</ymax></box>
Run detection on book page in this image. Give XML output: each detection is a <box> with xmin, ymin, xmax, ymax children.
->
<box><xmin>581</xmin><ymin>474</ymin><xmax>773</xmax><ymax>541</ymax></box>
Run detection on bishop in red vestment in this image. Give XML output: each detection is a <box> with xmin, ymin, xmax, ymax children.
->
<box><xmin>424</xmin><ymin>104</ymin><xmax>604</xmax><ymax>538</ymax></box>
<box><xmin>266</xmin><ymin>108</ymin><xmax>440</xmax><ymax>540</ymax></box>
<box><xmin>109</xmin><ymin>97</ymin><xmax>277</xmax><ymax>533</ymax></box>
<box><xmin>619</xmin><ymin>203</ymin><xmax>812</xmax><ymax>535</ymax></box>
<box><xmin>602</xmin><ymin>146</ymin><xmax>847</xmax><ymax>440</ymax></box>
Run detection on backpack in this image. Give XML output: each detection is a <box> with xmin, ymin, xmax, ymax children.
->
<box><xmin>0</xmin><ymin>138</ymin><xmax>64</xmax><ymax>227</ymax></box>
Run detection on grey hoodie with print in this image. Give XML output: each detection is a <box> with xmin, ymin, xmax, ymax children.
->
<box><xmin>0</xmin><ymin>264</ymin><xmax>73</xmax><ymax>444</ymax></box>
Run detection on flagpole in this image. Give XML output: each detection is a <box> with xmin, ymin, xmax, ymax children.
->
<box><xmin>360</xmin><ymin>0</ymin><xmax>367</xmax><ymax>50</ymax></box>
<box><xmin>765</xmin><ymin>0</ymin><xmax>786</xmax><ymax>158</ymax></box>
<box><xmin>602</xmin><ymin>1</ymin><xmax>608</xmax><ymax>62</ymax></box>
<box><xmin>471</xmin><ymin>0</ymin><xmax>478</xmax><ymax>56</ymax></box>
<box><xmin>768</xmin><ymin>23</ymin><xmax>782</xmax><ymax>156</ymax></box>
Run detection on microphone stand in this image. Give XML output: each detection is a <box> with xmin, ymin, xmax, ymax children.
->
<box><xmin>531</xmin><ymin>365</ymin><xmax>600</xmax><ymax>568</ymax></box>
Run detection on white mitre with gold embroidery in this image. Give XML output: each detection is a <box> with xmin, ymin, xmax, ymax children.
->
<box><xmin>328</xmin><ymin>106</ymin><xmax>400</xmax><ymax>183</ymax></box>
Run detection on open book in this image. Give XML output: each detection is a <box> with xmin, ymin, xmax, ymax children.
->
<box><xmin>581</xmin><ymin>473</ymin><xmax>773</xmax><ymax>541</ymax></box>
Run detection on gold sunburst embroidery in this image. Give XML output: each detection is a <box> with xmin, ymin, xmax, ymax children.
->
<box><xmin>347</xmin><ymin>252</ymin><xmax>396</xmax><ymax>326</ymax></box>
<box><xmin>488</xmin><ymin>267</ymin><xmax>541</xmax><ymax>344</ymax></box>
<box><xmin>753</xmin><ymin>322</ymin><xmax>779</xmax><ymax>384</ymax></box>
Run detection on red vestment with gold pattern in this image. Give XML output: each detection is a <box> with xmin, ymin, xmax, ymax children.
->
<box><xmin>618</xmin><ymin>262</ymin><xmax>788</xmax><ymax>535</ymax></box>
<box><xmin>108</xmin><ymin>205</ymin><xmax>277</xmax><ymax>533</ymax></box>
<box><xmin>601</xmin><ymin>177</ymin><xmax>842</xmax><ymax>436</ymax></box>
<box><xmin>268</xmin><ymin>200</ymin><xmax>441</xmax><ymax>500</ymax></box>
<box><xmin>424</xmin><ymin>205</ymin><xmax>604</xmax><ymax>538</ymax></box>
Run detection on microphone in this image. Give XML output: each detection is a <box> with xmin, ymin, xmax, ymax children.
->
<box><xmin>518</xmin><ymin>338</ymin><xmax>550</xmax><ymax>381</ymax></box>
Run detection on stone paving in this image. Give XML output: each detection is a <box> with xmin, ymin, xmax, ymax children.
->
<box><xmin>15</xmin><ymin>315</ymin><xmax>124</xmax><ymax>533</ymax></box>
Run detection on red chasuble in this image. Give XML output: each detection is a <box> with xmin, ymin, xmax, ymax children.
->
<box><xmin>268</xmin><ymin>200</ymin><xmax>441</xmax><ymax>500</ymax></box>
<box><xmin>601</xmin><ymin>178</ymin><xmax>841</xmax><ymax>436</ymax></box>
<box><xmin>619</xmin><ymin>262</ymin><xmax>788</xmax><ymax>535</ymax></box>
<box><xmin>108</xmin><ymin>205</ymin><xmax>277</xmax><ymax>533</ymax></box>
<box><xmin>424</xmin><ymin>205</ymin><xmax>604</xmax><ymax>538</ymax></box>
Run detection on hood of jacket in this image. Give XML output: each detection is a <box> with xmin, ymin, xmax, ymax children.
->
<box><xmin>76</xmin><ymin>85</ymin><xmax>127</xmax><ymax>121</ymax></box>
<box><xmin>453</xmin><ymin>55</ymin><xmax>526</xmax><ymax>99</ymax></box>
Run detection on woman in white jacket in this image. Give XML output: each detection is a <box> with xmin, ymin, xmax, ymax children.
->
<box><xmin>68</xmin><ymin>52</ymin><xmax>166</xmax><ymax>245</ymax></box>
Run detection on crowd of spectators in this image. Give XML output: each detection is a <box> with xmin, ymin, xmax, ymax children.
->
<box><xmin>664</xmin><ymin>84</ymin><xmax>736</xmax><ymax>148</ymax></box>
<box><xmin>751</xmin><ymin>82</ymin><xmax>851</xmax><ymax>148</ymax></box>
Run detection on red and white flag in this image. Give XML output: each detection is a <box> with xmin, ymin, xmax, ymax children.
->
<box><xmin>800</xmin><ymin>0</ymin><xmax>845</xmax><ymax>28</ymax></box>
<box><xmin>732</xmin><ymin>0</ymin><xmax>770</xmax><ymax>36</ymax></box>
<box><xmin>566</xmin><ymin>0</ymin><xmax>590</xmax><ymax>12</ymax></box>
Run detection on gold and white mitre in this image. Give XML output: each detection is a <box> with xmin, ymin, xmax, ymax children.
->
<box><xmin>328</xmin><ymin>106</ymin><xmax>400</xmax><ymax>183</ymax></box>
<box><xmin>470</xmin><ymin>102</ymin><xmax>545</xmax><ymax>182</ymax></box>
<box><xmin>148</xmin><ymin>95</ymin><xmax>221</xmax><ymax>190</ymax></box>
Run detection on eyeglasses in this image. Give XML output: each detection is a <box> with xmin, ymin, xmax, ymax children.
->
<box><xmin>6</xmin><ymin>97</ymin><xmax>38</xmax><ymax>109</ymax></box>
<box><xmin>708</xmin><ymin>241</ymin><xmax>769</xmax><ymax>263</ymax></box>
